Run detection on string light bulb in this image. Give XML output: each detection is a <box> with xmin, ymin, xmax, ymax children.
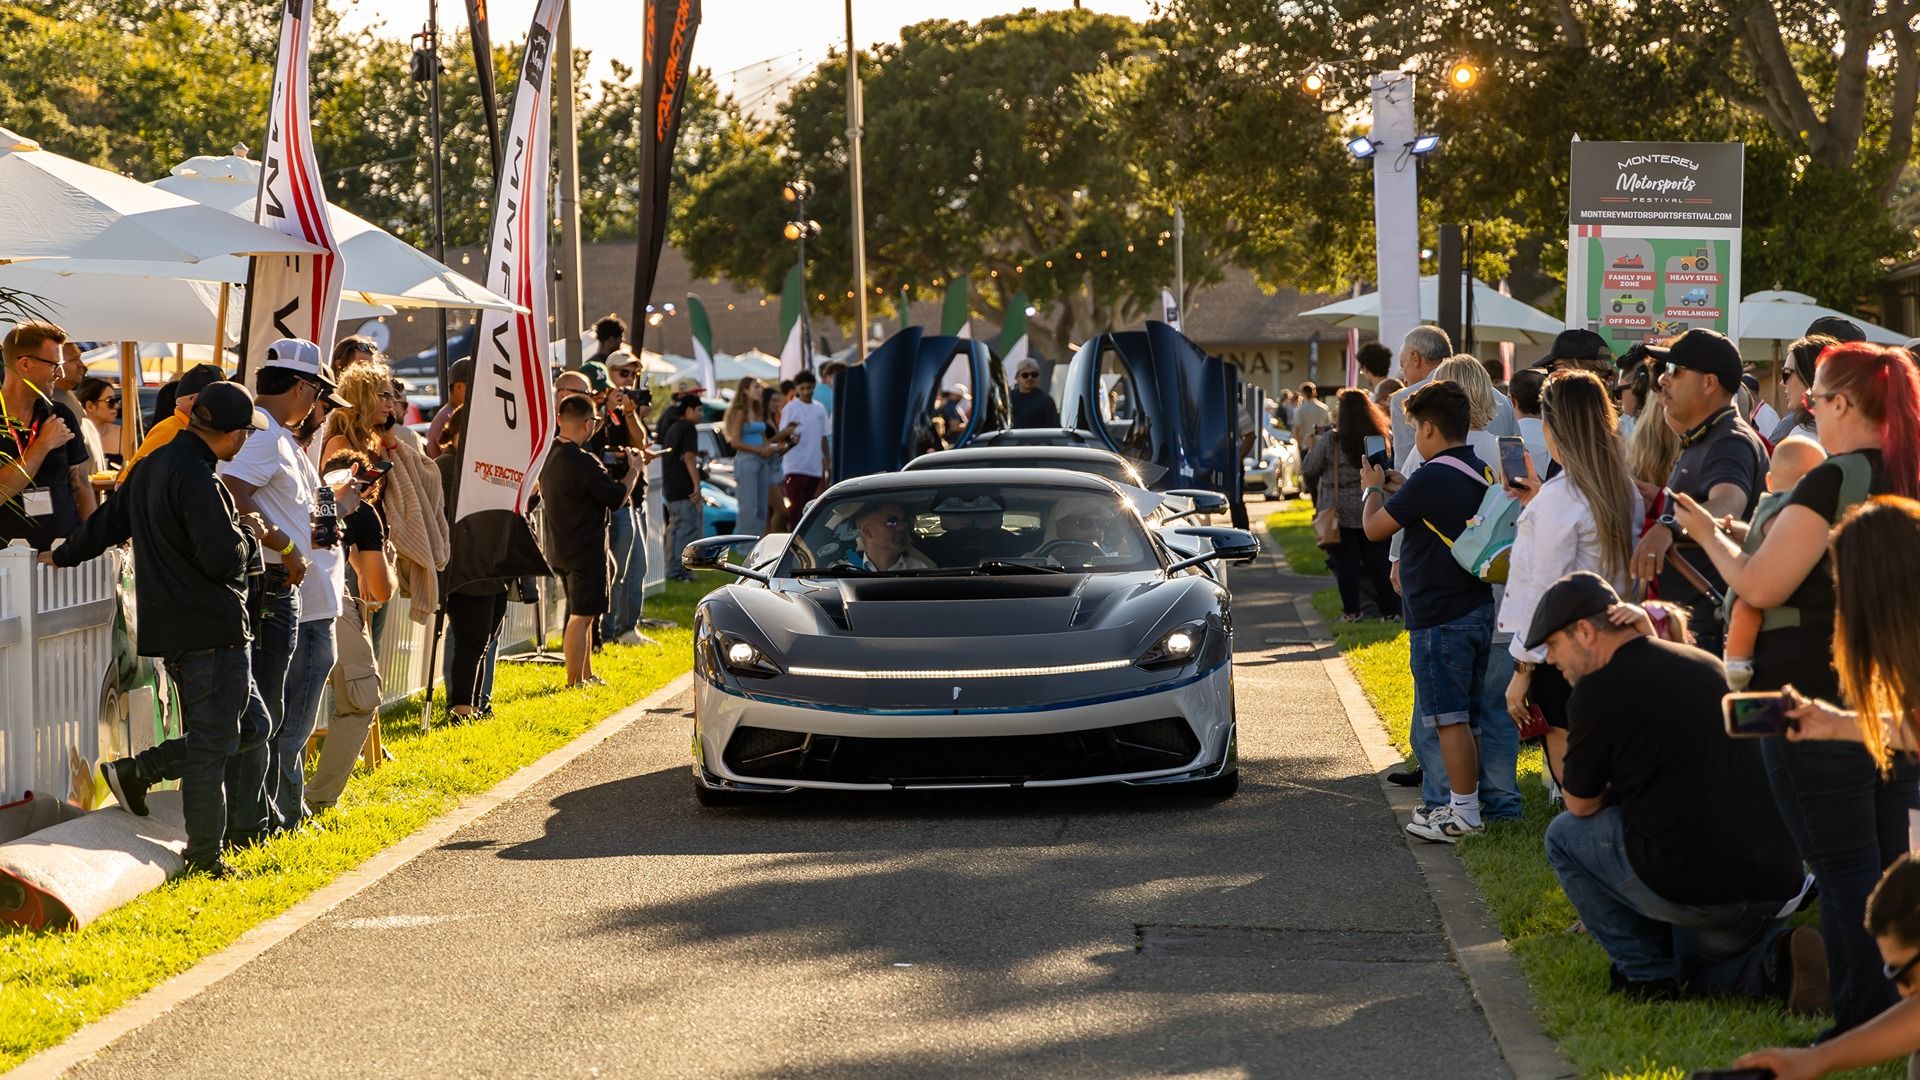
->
<box><xmin>1448</xmin><ymin>60</ymin><xmax>1478</xmax><ymax>89</ymax></box>
<box><xmin>1302</xmin><ymin>70</ymin><xmax>1325</xmax><ymax>96</ymax></box>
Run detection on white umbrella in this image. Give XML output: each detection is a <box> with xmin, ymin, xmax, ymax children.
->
<box><xmin>1300</xmin><ymin>275</ymin><xmax>1565</xmax><ymax>346</ymax></box>
<box><xmin>670</xmin><ymin>349</ymin><xmax>779</xmax><ymax>386</ymax></box>
<box><xmin>0</xmin><ymin>262</ymin><xmax>390</xmax><ymax>344</ymax></box>
<box><xmin>141</xmin><ymin>155</ymin><xmax>518</xmax><ymax>312</ymax></box>
<box><xmin>0</xmin><ymin>128</ymin><xmax>321</xmax><ymax>265</ymax></box>
<box><xmin>1737</xmin><ymin>290</ymin><xmax>1906</xmax><ymax>346</ymax></box>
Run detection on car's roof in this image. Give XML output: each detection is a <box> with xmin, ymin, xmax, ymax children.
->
<box><xmin>902</xmin><ymin>445</ymin><xmax>1131</xmax><ymax>470</ymax></box>
<box><xmin>968</xmin><ymin>427</ymin><xmax>1100</xmax><ymax>445</ymax></box>
<box><xmin>825</xmin><ymin>467</ymin><xmax>1125</xmax><ymax>496</ymax></box>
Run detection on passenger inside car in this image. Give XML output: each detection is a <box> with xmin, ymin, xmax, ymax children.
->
<box><xmin>845</xmin><ymin>501</ymin><xmax>934</xmax><ymax>572</ymax></box>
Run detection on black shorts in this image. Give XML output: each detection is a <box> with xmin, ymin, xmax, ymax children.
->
<box><xmin>1533</xmin><ymin>661</ymin><xmax>1574</xmax><ymax>731</ymax></box>
<box><xmin>561</xmin><ymin>567</ymin><xmax>609</xmax><ymax>618</ymax></box>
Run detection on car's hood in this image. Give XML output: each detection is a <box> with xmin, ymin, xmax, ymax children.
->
<box><xmin>704</xmin><ymin>571</ymin><xmax>1226</xmax><ymax>709</ymax></box>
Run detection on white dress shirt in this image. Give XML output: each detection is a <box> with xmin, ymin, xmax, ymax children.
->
<box><xmin>1497</xmin><ymin>473</ymin><xmax>1642</xmax><ymax>662</ymax></box>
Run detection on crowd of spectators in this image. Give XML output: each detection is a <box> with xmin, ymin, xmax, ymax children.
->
<box><xmin>1293</xmin><ymin>312</ymin><xmax>1920</xmax><ymax>1069</ymax></box>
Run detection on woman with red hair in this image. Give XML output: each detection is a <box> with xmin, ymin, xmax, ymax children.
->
<box><xmin>1672</xmin><ymin>341</ymin><xmax>1920</xmax><ymax>1036</ymax></box>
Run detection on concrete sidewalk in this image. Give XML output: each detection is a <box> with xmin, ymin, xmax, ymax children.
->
<box><xmin>43</xmin><ymin>552</ymin><xmax>1518</xmax><ymax>1079</ymax></box>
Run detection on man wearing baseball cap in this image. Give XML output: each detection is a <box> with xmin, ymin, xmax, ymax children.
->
<box><xmin>1528</xmin><ymin>572</ymin><xmax>1823</xmax><ymax>1010</ymax></box>
<box><xmin>120</xmin><ymin>363</ymin><xmax>230</xmax><ymax>479</ymax></box>
<box><xmin>47</xmin><ymin>381</ymin><xmax>272</xmax><ymax>877</ymax></box>
<box><xmin>1629</xmin><ymin>328</ymin><xmax>1767</xmax><ymax>655</ymax></box>
<box><xmin>218</xmin><ymin>337</ymin><xmax>348</xmax><ymax>838</ymax></box>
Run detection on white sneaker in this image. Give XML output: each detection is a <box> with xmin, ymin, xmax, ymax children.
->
<box><xmin>1405</xmin><ymin>804</ymin><xmax>1483</xmax><ymax>844</ymax></box>
<box><xmin>614</xmin><ymin>629</ymin><xmax>659</xmax><ymax>647</ymax></box>
<box><xmin>1411</xmin><ymin>806</ymin><xmax>1432</xmax><ymax>828</ymax></box>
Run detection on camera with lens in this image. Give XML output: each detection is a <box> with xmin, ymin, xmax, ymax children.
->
<box><xmin>310</xmin><ymin>483</ymin><xmax>340</xmax><ymax>549</ymax></box>
<box><xmin>634</xmin><ymin>386</ymin><xmax>653</xmax><ymax>407</ymax></box>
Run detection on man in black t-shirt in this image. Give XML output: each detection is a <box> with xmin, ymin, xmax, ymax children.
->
<box><xmin>589</xmin><ymin>354</ymin><xmax>661</xmax><ymax>641</ymax></box>
<box><xmin>1631</xmin><ymin>329</ymin><xmax>1767</xmax><ymax>654</ymax></box>
<box><xmin>0</xmin><ymin>322</ymin><xmax>96</xmax><ymax>550</ymax></box>
<box><xmin>540</xmin><ymin>394</ymin><xmax>640</xmax><ymax>688</ymax></box>
<box><xmin>658</xmin><ymin>395</ymin><xmax>704</xmax><ymax>583</ymax></box>
<box><xmin>1528</xmin><ymin>572</ymin><xmax>1825</xmax><ymax>1009</ymax></box>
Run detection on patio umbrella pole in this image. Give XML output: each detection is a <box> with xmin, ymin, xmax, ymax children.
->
<box><xmin>117</xmin><ymin>342</ymin><xmax>139</xmax><ymax>457</ymax></box>
<box><xmin>214</xmin><ymin>282</ymin><xmax>230</xmax><ymax>364</ymax></box>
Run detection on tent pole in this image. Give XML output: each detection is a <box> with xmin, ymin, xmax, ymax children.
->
<box><xmin>214</xmin><ymin>282</ymin><xmax>231</xmax><ymax>366</ymax></box>
<box><xmin>117</xmin><ymin>342</ymin><xmax>140</xmax><ymax>460</ymax></box>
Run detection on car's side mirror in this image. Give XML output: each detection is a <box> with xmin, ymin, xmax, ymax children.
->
<box><xmin>1162</xmin><ymin>488</ymin><xmax>1229</xmax><ymax>522</ymax></box>
<box><xmin>1166</xmin><ymin>526</ymin><xmax>1260</xmax><ymax>571</ymax></box>
<box><xmin>681</xmin><ymin>534</ymin><xmax>768</xmax><ymax>582</ymax></box>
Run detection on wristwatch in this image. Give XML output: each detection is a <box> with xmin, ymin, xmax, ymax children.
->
<box><xmin>1656</xmin><ymin>513</ymin><xmax>1682</xmax><ymax>536</ymax></box>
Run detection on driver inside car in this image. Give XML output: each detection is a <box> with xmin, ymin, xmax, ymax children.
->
<box><xmin>843</xmin><ymin>501</ymin><xmax>934</xmax><ymax>572</ymax></box>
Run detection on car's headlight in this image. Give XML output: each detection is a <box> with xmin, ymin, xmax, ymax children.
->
<box><xmin>713</xmin><ymin>631</ymin><xmax>781</xmax><ymax>678</ymax></box>
<box><xmin>1137</xmin><ymin>620</ymin><xmax>1206</xmax><ymax>669</ymax></box>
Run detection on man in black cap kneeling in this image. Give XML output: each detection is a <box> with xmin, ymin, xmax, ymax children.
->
<box><xmin>1530</xmin><ymin>571</ymin><xmax>1825</xmax><ymax>1010</ymax></box>
<box><xmin>45</xmin><ymin>382</ymin><xmax>274</xmax><ymax>878</ymax></box>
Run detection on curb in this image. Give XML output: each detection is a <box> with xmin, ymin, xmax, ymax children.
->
<box><xmin>3</xmin><ymin>670</ymin><xmax>698</xmax><ymax>1080</ymax></box>
<box><xmin>1258</xmin><ymin>520</ymin><xmax>1572</xmax><ymax>1080</ymax></box>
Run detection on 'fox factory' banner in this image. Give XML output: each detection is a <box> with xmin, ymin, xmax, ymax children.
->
<box><xmin>631</xmin><ymin>0</ymin><xmax>703</xmax><ymax>349</ymax></box>
<box><xmin>1564</xmin><ymin>140</ymin><xmax>1744</xmax><ymax>356</ymax></box>
<box><xmin>445</xmin><ymin>0</ymin><xmax>565</xmax><ymax>593</ymax></box>
<box><xmin>238</xmin><ymin>0</ymin><xmax>343</xmax><ymax>380</ymax></box>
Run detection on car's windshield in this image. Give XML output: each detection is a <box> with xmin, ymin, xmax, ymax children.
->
<box><xmin>779</xmin><ymin>483</ymin><xmax>1159</xmax><ymax>576</ymax></box>
<box><xmin>910</xmin><ymin>454</ymin><xmax>1142</xmax><ymax>487</ymax></box>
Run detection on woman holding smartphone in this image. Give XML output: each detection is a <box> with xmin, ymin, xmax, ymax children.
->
<box><xmin>1673</xmin><ymin>342</ymin><xmax>1920</xmax><ymax>1035</ymax></box>
<box><xmin>722</xmin><ymin>378</ymin><xmax>773</xmax><ymax>534</ymax></box>
<box><xmin>1301</xmin><ymin>389</ymin><xmax>1397</xmax><ymax>622</ymax></box>
<box><xmin>1498</xmin><ymin>370</ymin><xmax>1639</xmax><ymax>784</ymax></box>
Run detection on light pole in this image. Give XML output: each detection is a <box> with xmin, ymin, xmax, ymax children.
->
<box><xmin>783</xmin><ymin>179</ymin><xmax>819</xmax><ymax>372</ymax></box>
<box><xmin>844</xmin><ymin>0</ymin><xmax>869</xmax><ymax>361</ymax></box>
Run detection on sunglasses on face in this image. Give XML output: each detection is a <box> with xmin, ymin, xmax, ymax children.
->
<box><xmin>1887</xmin><ymin>950</ymin><xmax>1920</xmax><ymax>986</ymax></box>
<box><xmin>872</xmin><ymin>514</ymin><xmax>908</xmax><ymax>529</ymax></box>
<box><xmin>1018</xmin><ymin>371</ymin><xmax>1039</xmax><ymax>380</ymax></box>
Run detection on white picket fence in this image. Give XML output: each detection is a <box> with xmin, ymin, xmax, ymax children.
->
<box><xmin>0</xmin><ymin>542</ymin><xmax>122</xmax><ymax>804</ymax></box>
<box><xmin>0</xmin><ymin>479</ymin><xmax>672</xmax><ymax>804</ymax></box>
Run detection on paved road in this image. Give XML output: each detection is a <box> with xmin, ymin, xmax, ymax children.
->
<box><xmin>68</xmin><ymin>556</ymin><xmax>1509</xmax><ymax>1079</ymax></box>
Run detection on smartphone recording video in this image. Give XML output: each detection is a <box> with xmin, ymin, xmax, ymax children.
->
<box><xmin>1722</xmin><ymin>692</ymin><xmax>1794</xmax><ymax>739</ymax></box>
<box><xmin>1498</xmin><ymin>436</ymin><xmax>1529</xmax><ymax>490</ymax></box>
<box><xmin>1363</xmin><ymin>435</ymin><xmax>1389</xmax><ymax>469</ymax></box>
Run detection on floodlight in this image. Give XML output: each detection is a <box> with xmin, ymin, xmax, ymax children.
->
<box><xmin>1409</xmin><ymin>134</ymin><xmax>1442</xmax><ymax>156</ymax></box>
<box><xmin>1345</xmin><ymin>136</ymin><xmax>1379</xmax><ymax>160</ymax></box>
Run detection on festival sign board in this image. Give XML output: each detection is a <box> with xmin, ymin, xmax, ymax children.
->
<box><xmin>1565</xmin><ymin>140</ymin><xmax>1743</xmax><ymax>354</ymax></box>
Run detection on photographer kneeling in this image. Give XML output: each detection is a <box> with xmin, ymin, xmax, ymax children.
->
<box><xmin>1529</xmin><ymin>572</ymin><xmax>1826</xmax><ymax>1009</ymax></box>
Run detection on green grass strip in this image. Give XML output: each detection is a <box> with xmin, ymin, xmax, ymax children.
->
<box><xmin>0</xmin><ymin>577</ymin><xmax>712</xmax><ymax>1070</ymax></box>
<box><xmin>1265</xmin><ymin>508</ymin><xmax>1885</xmax><ymax>1080</ymax></box>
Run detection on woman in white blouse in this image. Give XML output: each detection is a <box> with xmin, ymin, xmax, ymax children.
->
<box><xmin>1497</xmin><ymin>369</ymin><xmax>1642</xmax><ymax>782</ymax></box>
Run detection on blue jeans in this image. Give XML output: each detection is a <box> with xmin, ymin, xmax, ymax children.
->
<box><xmin>603</xmin><ymin>505</ymin><xmax>648</xmax><ymax>638</ymax></box>
<box><xmin>234</xmin><ymin>575</ymin><xmax>298</xmax><ymax>838</ymax></box>
<box><xmin>734</xmin><ymin>451</ymin><xmax>770</xmax><ymax>536</ymax></box>
<box><xmin>271</xmin><ymin>617</ymin><xmax>336</xmax><ymax>826</ymax></box>
<box><xmin>1761</xmin><ymin>738</ymin><xmax>1920</xmax><ymax>1031</ymax></box>
<box><xmin>1546</xmin><ymin>806</ymin><xmax>1787</xmax><ymax>993</ymax></box>
<box><xmin>666</xmin><ymin>497</ymin><xmax>703</xmax><ymax>580</ymax></box>
<box><xmin>137</xmin><ymin>647</ymin><xmax>273</xmax><ymax>865</ymax></box>
<box><xmin>1408</xmin><ymin>601</ymin><xmax>1511</xmax><ymax>814</ymax></box>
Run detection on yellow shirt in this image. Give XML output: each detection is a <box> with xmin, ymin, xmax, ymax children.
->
<box><xmin>117</xmin><ymin>409</ymin><xmax>187</xmax><ymax>481</ymax></box>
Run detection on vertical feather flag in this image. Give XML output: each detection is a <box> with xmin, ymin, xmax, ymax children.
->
<box><xmin>236</xmin><ymin>0</ymin><xmax>342</xmax><ymax>380</ymax></box>
<box><xmin>687</xmin><ymin>293</ymin><xmax>716</xmax><ymax>394</ymax></box>
<box><xmin>940</xmin><ymin>276</ymin><xmax>972</xmax><ymax>339</ymax></box>
<box><xmin>631</xmin><ymin>0</ymin><xmax>703</xmax><ymax>351</ymax></box>
<box><xmin>778</xmin><ymin>264</ymin><xmax>806</xmax><ymax>380</ymax></box>
<box><xmin>999</xmin><ymin>293</ymin><xmax>1031</xmax><ymax>382</ymax></box>
<box><xmin>443</xmin><ymin>0</ymin><xmax>566</xmax><ymax>594</ymax></box>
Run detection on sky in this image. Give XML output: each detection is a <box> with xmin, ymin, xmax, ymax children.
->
<box><xmin>339</xmin><ymin>0</ymin><xmax>1158</xmax><ymax>96</ymax></box>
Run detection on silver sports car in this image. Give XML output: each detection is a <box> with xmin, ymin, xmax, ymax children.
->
<box><xmin>682</xmin><ymin>468</ymin><xmax>1259</xmax><ymax>805</ymax></box>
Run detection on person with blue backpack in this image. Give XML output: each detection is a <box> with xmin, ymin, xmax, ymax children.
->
<box><xmin>1363</xmin><ymin>380</ymin><xmax>1501</xmax><ymax>843</ymax></box>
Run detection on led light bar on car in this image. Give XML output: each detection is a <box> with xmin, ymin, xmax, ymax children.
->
<box><xmin>785</xmin><ymin>659</ymin><xmax>1136</xmax><ymax>680</ymax></box>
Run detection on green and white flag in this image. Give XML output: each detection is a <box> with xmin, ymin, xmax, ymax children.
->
<box><xmin>687</xmin><ymin>293</ymin><xmax>716</xmax><ymax>394</ymax></box>
<box><xmin>777</xmin><ymin>264</ymin><xmax>806</xmax><ymax>379</ymax></box>
<box><xmin>940</xmin><ymin>275</ymin><xmax>972</xmax><ymax>339</ymax></box>
<box><xmin>998</xmin><ymin>292</ymin><xmax>1031</xmax><ymax>381</ymax></box>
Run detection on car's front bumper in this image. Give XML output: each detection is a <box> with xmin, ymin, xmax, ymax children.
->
<box><xmin>691</xmin><ymin>663</ymin><xmax>1235</xmax><ymax>792</ymax></box>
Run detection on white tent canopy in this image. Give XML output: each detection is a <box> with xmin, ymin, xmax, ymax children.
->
<box><xmin>0</xmin><ymin>129</ymin><xmax>320</xmax><ymax>266</ymax></box>
<box><xmin>1737</xmin><ymin>289</ymin><xmax>1905</xmax><ymax>347</ymax></box>
<box><xmin>669</xmin><ymin>349</ymin><xmax>779</xmax><ymax>387</ymax></box>
<box><xmin>1300</xmin><ymin>276</ymin><xmax>1564</xmax><ymax>346</ymax></box>
<box><xmin>0</xmin><ymin>263</ymin><xmax>391</xmax><ymax>346</ymax></box>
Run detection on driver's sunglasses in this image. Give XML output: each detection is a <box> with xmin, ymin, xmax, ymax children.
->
<box><xmin>879</xmin><ymin>514</ymin><xmax>908</xmax><ymax>528</ymax></box>
<box><xmin>1886</xmin><ymin>950</ymin><xmax>1920</xmax><ymax>986</ymax></box>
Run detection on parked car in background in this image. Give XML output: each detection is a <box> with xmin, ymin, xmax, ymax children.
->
<box><xmin>1243</xmin><ymin>429</ymin><xmax>1302</xmax><ymax>500</ymax></box>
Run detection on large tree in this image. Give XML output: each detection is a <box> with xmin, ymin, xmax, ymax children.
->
<box><xmin>673</xmin><ymin>10</ymin><xmax>1225</xmax><ymax>360</ymax></box>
